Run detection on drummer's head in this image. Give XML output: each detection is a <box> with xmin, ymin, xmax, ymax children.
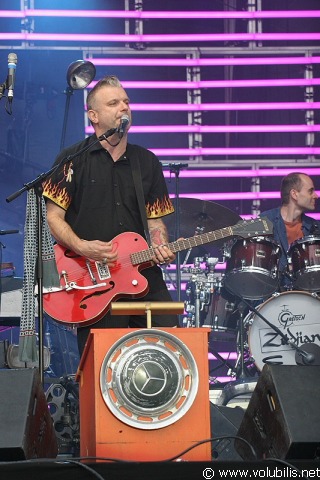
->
<box><xmin>281</xmin><ymin>172</ymin><xmax>318</xmax><ymax>209</ymax></box>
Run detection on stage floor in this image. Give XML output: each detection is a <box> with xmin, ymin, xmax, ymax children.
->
<box><xmin>0</xmin><ymin>458</ymin><xmax>319</xmax><ymax>480</ymax></box>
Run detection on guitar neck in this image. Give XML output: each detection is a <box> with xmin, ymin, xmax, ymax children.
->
<box><xmin>168</xmin><ymin>226</ymin><xmax>234</xmax><ymax>255</ymax></box>
<box><xmin>131</xmin><ymin>225</ymin><xmax>234</xmax><ymax>265</ymax></box>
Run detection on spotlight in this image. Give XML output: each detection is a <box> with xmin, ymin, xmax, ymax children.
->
<box><xmin>60</xmin><ymin>60</ymin><xmax>96</xmax><ymax>150</ymax></box>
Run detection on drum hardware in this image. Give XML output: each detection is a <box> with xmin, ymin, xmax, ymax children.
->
<box><xmin>164</xmin><ymin>197</ymin><xmax>241</xmax><ymax>302</ymax></box>
<box><xmin>214</xmin><ymin>298</ymin><xmax>258</xmax><ymax>405</ymax></box>
<box><xmin>233</xmin><ymin>301</ymin><xmax>254</xmax><ymax>380</ymax></box>
<box><xmin>182</xmin><ymin>256</ymin><xmax>206</xmax><ymax>275</ymax></box>
<box><xmin>45</xmin><ymin>375</ymin><xmax>80</xmax><ymax>455</ymax></box>
<box><xmin>208</xmin><ymin>344</ymin><xmax>236</xmax><ymax>379</ymax></box>
<box><xmin>216</xmin><ymin>377</ymin><xmax>257</xmax><ymax>406</ymax></box>
<box><xmin>205</xmin><ymin>256</ymin><xmax>219</xmax><ymax>273</ymax></box>
<box><xmin>184</xmin><ymin>273</ymin><xmax>213</xmax><ymax>328</ymax></box>
<box><xmin>181</xmin><ymin>227</ymin><xmax>206</xmax><ymax>270</ymax></box>
<box><xmin>194</xmin><ymin>282</ymin><xmax>203</xmax><ymax>328</ymax></box>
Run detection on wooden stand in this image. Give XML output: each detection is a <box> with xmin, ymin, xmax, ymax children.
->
<box><xmin>110</xmin><ymin>301</ymin><xmax>184</xmax><ymax>328</ymax></box>
<box><xmin>76</xmin><ymin>322</ymin><xmax>211</xmax><ymax>461</ymax></box>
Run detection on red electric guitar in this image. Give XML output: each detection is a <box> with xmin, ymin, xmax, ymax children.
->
<box><xmin>42</xmin><ymin>217</ymin><xmax>273</xmax><ymax>327</ymax></box>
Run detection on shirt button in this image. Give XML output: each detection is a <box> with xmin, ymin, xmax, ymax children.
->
<box><xmin>116</xmin><ymin>202</ymin><xmax>121</xmax><ymax>206</ymax></box>
<box><xmin>119</xmin><ymin>222</ymin><xmax>123</xmax><ymax>226</ymax></box>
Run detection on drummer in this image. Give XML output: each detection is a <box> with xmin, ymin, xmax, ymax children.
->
<box><xmin>260</xmin><ymin>172</ymin><xmax>319</xmax><ymax>290</ymax></box>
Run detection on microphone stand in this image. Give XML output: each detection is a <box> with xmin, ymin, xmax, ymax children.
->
<box><xmin>162</xmin><ymin>163</ymin><xmax>188</xmax><ymax>301</ymax></box>
<box><xmin>235</xmin><ymin>301</ymin><xmax>253</xmax><ymax>379</ymax></box>
<box><xmin>5</xmin><ymin>128</ymin><xmax>117</xmax><ymax>385</ymax></box>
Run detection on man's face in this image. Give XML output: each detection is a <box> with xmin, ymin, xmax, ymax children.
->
<box><xmin>88</xmin><ymin>85</ymin><xmax>131</xmax><ymax>134</ymax></box>
<box><xmin>294</xmin><ymin>175</ymin><xmax>318</xmax><ymax>212</ymax></box>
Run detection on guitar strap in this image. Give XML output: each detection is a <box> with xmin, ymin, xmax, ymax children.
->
<box><xmin>128</xmin><ymin>144</ymin><xmax>152</xmax><ymax>246</ymax></box>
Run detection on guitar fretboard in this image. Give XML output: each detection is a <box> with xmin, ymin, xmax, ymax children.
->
<box><xmin>131</xmin><ymin>226</ymin><xmax>234</xmax><ymax>265</ymax></box>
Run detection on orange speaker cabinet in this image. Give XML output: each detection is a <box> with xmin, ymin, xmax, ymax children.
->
<box><xmin>76</xmin><ymin>328</ymin><xmax>211</xmax><ymax>461</ymax></box>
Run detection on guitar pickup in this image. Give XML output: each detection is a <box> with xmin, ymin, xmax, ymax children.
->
<box><xmin>96</xmin><ymin>261</ymin><xmax>111</xmax><ymax>280</ymax></box>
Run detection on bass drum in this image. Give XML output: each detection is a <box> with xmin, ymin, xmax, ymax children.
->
<box><xmin>287</xmin><ymin>235</ymin><xmax>320</xmax><ymax>292</ymax></box>
<box><xmin>247</xmin><ymin>291</ymin><xmax>320</xmax><ymax>371</ymax></box>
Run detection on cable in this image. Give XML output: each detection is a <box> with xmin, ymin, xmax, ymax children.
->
<box><xmin>62</xmin><ymin>459</ymin><xmax>106</xmax><ymax>480</ymax></box>
<box><xmin>43</xmin><ymin>436</ymin><xmax>256</xmax><ymax>464</ymax></box>
<box><xmin>264</xmin><ymin>457</ymin><xmax>310</xmax><ymax>480</ymax></box>
<box><xmin>157</xmin><ymin>435</ymin><xmax>257</xmax><ymax>462</ymax></box>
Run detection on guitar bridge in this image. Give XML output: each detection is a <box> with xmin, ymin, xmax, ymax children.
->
<box><xmin>96</xmin><ymin>261</ymin><xmax>111</xmax><ymax>280</ymax></box>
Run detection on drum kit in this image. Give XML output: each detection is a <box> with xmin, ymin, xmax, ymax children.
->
<box><xmin>165</xmin><ymin>198</ymin><xmax>320</xmax><ymax>381</ymax></box>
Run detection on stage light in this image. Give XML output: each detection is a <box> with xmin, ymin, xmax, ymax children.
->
<box><xmin>91</xmin><ymin>56</ymin><xmax>320</xmax><ymax>67</ymax></box>
<box><xmin>61</xmin><ymin>59</ymin><xmax>96</xmax><ymax>150</ymax></box>
<box><xmin>3</xmin><ymin>9</ymin><xmax>320</xmax><ymax>20</ymax></box>
<box><xmin>170</xmin><ymin>191</ymin><xmax>320</xmax><ymax>201</ymax></box>
<box><xmin>1</xmin><ymin>32</ymin><xmax>320</xmax><ymax>43</ymax></box>
<box><xmin>88</xmin><ymin>78</ymin><xmax>320</xmax><ymax>89</ymax></box>
<box><xmin>151</xmin><ymin>147</ymin><xmax>320</xmax><ymax>156</ymax></box>
<box><xmin>162</xmin><ymin>168</ymin><xmax>320</xmax><ymax>178</ymax></box>
<box><xmin>86</xmin><ymin>124</ymin><xmax>320</xmax><ymax>134</ymax></box>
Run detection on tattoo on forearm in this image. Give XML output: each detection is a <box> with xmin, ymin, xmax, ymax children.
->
<box><xmin>149</xmin><ymin>226</ymin><xmax>167</xmax><ymax>246</ymax></box>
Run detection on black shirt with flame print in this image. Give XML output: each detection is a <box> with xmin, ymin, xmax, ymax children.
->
<box><xmin>43</xmin><ymin>139</ymin><xmax>174</xmax><ymax>243</ymax></box>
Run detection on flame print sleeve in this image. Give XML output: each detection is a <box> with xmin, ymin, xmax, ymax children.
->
<box><xmin>42</xmin><ymin>162</ymin><xmax>73</xmax><ymax>210</ymax></box>
<box><xmin>146</xmin><ymin>194</ymin><xmax>174</xmax><ymax>219</ymax></box>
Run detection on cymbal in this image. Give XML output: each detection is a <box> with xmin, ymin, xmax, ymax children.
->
<box><xmin>164</xmin><ymin>198</ymin><xmax>241</xmax><ymax>256</ymax></box>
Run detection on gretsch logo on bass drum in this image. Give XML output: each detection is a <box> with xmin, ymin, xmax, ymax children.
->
<box><xmin>278</xmin><ymin>304</ymin><xmax>306</xmax><ymax>329</ymax></box>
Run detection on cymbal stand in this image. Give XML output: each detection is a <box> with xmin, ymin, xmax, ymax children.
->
<box><xmin>162</xmin><ymin>163</ymin><xmax>188</xmax><ymax>301</ymax></box>
<box><xmin>233</xmin><ymin>301</ymin><xmax>253</xmax><ymax>380</ymax></box>
<box><xmin>194</xmin><ymin>282</ymin><xmax>202</xmax><ymax>328</ymax></box>
<box><xmin>181</xmin><ymin>226</ymin><xmax>204</xmax><ymax>270</ymax></box>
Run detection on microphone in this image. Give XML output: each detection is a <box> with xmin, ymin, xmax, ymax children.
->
<box><xmin>7</xmin><ymin>53</ymin><xmax>17</xmax><ymax>103</ymax></box>
<box><xmin>117</xmin><ymin>114</ymin><xmax>130</xmax><ymax>139</ymax></box>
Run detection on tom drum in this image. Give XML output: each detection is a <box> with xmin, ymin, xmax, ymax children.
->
<box><xmin>224</xmin><ymin>237</ymin><xmax>280</xmax><ymax>300</ymax></box>
<box><xmin>287</xmin><ymin>235</ymin><xmax>320</xmax><ymax>292</ymax></box>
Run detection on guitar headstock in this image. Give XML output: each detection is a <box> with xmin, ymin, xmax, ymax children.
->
<box><xmin>232</xmin><ymin>217</ymin><xmax>274</xmax><ymax>238</ymax></box>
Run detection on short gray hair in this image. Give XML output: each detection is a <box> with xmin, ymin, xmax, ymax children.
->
<box><xmin>87</xmin><ymin>75</ymin><xmax>123</xmax><ymax>110</ymax></box>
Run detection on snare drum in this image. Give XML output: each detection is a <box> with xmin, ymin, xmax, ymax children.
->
<box><xmin>224</xmin><ymin>237</ymin><xmax>280</xmax><ymax>300</ymax></box>
<box><xmin>247</xmin><ymin>291</ymin><xmax>320</xmax><ymax>370</ymax></box>
<box><xmin>287</xmin><ymin>235</ymin><xmax>320</xmax><ymax>292</ymax></box>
